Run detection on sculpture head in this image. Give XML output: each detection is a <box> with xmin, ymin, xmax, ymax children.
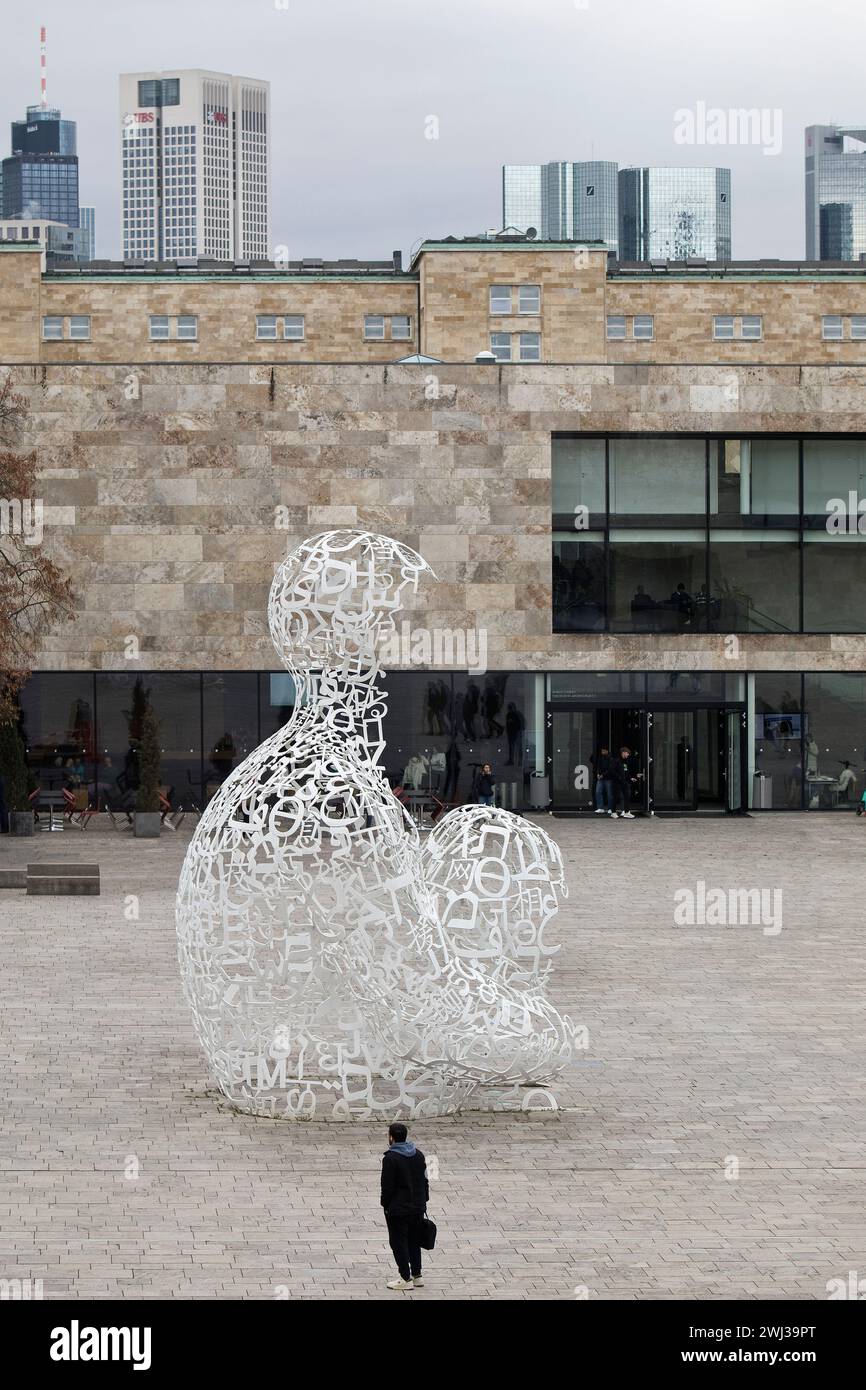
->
<box><xmin>268</xmin><ymin>530</ymin><xmax>434</xmax><ymax>676</ymax></box>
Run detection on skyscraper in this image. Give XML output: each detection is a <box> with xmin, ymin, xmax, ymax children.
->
<box><xmin>119</xmin><ymin>69</ymin><xmax>270</xmax><ymax>262</ymax></box>
<box><xmin>502</xmin><ymin>161</ymin><xmax>619</xmax><ymax>251</ymax></box>
<box><xmin>2</xmin><ymin>104</ymin><xmax>79</xmax><ymax>226</ymax></box>
<box><xmin>618</xmin><ymin>168</ymin><xmax>731</xmax><ymax>262</ymax></box>
<box><xmin>79</xmin><ymin>206</ymin><xmax>95</xmax><ymax>261</ymax></box>
<box><xmin>805</xmin><ymin>125</ymin><xmax>866</xmax><ymax>260</ymax></box>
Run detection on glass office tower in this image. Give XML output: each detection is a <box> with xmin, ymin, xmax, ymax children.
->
<box><xmin>805</xmin><ymin>125</ymin><xmax>866</xmax><ymax>260</ymax></box>
<box><xmin>79</xmin><ymin>206</ymin><xmax>95</xmax><ymax>261</ymax></box>
<box><xmin>2</xmin><ymin>105</ymin><xmax>79</xmax><ymax>227</ymax></box>
<box><xmin>503</xmin><ymin>161</ymin><xmax>619</xmax><ymax>251</ymax></box>
<box><xmin>619</xmin><ymin>167</ymin><xmax>731</xmax><ymax>262</ymax></box>
<box><xmin>502</xmin><ymin>165</ymin><xmax>543</xmax><ymax>234</ymax></box>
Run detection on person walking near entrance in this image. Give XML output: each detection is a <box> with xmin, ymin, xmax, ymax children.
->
<box><xmin>610</xmin><ymin>745</ymin><xmax>639</xmax><ymax>818</ymax></box>
<box><xmin>591</xmin><ymin>744</ymin><xmax>614</xmax><ymax>814</ymax></box>
<box><xmin>381</xmin><ymin>1122</ymin><xmax>430</xmax><ymax>1290</ymax></box>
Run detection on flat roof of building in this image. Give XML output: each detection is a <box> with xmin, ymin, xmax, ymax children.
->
<box><xmin>43</xmin><ymin>253</ymin><xmax>410</xmax><ymax>281</ymax></box>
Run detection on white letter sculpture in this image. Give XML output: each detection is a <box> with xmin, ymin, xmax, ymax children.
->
<box><xmin>176</xmin><ymin>530</ymin><xmax>574</xmax><ymax>1118</ymax></box>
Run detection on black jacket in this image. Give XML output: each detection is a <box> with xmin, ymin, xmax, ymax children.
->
<box><xmin>478</xmin><ymin>773</ymin><xmax>495</xmax><ymax>797</ymax></box>
<box><xmin>381</xmin><ymin>1147</ymin><xmax>429</xmax><ymax>1218</ymax></box>
<box><xmin>592</xmin><ymin>752</ymin><xmax>613</xmax><ymax>779</ymax></box>
<box><xmin>610</xmin><ymin>755</ymin><xmax>635</xmax><ymax>787</ymax></box>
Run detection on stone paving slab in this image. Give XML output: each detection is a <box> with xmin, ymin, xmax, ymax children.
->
<box><xmin>1</xmin><ymin>815</ymin><xmax>864</xmax><ymax>1300</ymax></box>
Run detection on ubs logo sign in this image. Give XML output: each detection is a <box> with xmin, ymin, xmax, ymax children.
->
<box><xmin>123</xmin><ymin>111</ymin><xmax>155</xmax><ymax>138</ymax></box>
<box><xmin>208</xmin><ymin>110</ymin><xmax>228</xmax><ymax>125</ymax></box>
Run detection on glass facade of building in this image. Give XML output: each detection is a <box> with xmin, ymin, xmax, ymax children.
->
<box><xmin>552</xmin><ymin>436</ymin><xmax>866</xmax><ymax>634</ymax></box>
<box><xmin>806</xmin><ymin>125</ymin><xmax>866</xmax><ymax>261</ymax></box>
<box><xmin>618</xmin><ymin>167</ymin><xmax>731</xmax><ymax>261</ymax></box>
<box><xmin>11</xmin><ymin>668</ymin><xmax>866</xmax><ymax>818</ymax></box>
<box><xmin>502</xmin><ymin>164</ymin><xmax>543</xmax><ymax>234</ymax></box>
<box><xmin>503</xmin><ymin>162</ymin><xmax>619</xmax><ymax>250</ymax></box>
<box><xmin>2</xmin><ymin>105</ymin><xmax>80</xmax><ymax>227</ymax></box>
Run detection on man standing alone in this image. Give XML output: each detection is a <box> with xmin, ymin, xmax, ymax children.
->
<box><xmin>381</xmin><ymin>1122</ymin><xmax>429</xmax><ymax>1290</ymax></box>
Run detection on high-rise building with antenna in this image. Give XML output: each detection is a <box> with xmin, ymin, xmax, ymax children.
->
<box><xmin>1</xmin><ymin>26</ymin><xmax>89</xmax><ymax>258</ymax></box>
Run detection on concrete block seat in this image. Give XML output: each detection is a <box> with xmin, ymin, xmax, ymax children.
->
<box><xmin>25</xmin><ymin>863</ymin><xmax>100</xmax><ymax>896</ymax></box>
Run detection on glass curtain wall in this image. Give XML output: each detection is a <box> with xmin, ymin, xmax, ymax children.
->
<box><xmin>553</xmin><ymin>436</ymin><xmax>866</xmax><ymax>633</ymax></box>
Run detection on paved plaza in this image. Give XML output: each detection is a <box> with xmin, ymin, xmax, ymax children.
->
<box><xmin>1</xmin><ymin>813</ymin><xmax>864</xmax><ymax>1301</ymax></box>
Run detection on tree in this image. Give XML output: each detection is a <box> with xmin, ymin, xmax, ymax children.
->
<box><xmin>0</xmin><ymin>718</ymin><xmax>31</xmax><ymax>812</ymax></box>
<box><xmin>0</xmin><ymin>373</ymin><xmax>75</xmax><ymax>719</ymax></box>
<box><xmin>135</xmin><ymin>705</ymin><xmax>161</xmax><ymax>814</ymax></box>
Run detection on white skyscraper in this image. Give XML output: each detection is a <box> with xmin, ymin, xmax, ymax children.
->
<box><xmin>119</xmin><ymin>69</ymin><xmax>270</xmax><ymax>262</ymax></box>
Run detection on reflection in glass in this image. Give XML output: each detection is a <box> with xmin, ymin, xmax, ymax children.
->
<box><xmin>552</xmin><ymin>534</ymin><xmax>605</xmax><ymax>631</ymax></box>
<box><xmin>203</xmin><ymin>673</ymin><xmax>258</xmax><ymax>804</ymax></box>
<box><xmin>609</xmin><ymin>438</ymin><xmax>706</xmax><ymax>516</ymax></box>
<box><xmin>803</xmin><ymin>673</ymin><xmax>866</xmax><ymax>809</ymax></box>
<box><xmin>803</xmin><ymin>535</ymin><xmax>866</xmax><ymax>631</ymax></box>
<box><xmin>551</xmin><ymin>438</ymin><xmax>605</xmax><ymax>517</ymax></box>
<box><xmin>609</xmin><ymin>531</ymin><xmax>706</xmax><ymax>631</ymax></box>
<box><xmin>753</xmin><ymin>675</ymin><xmax>803</xmax><ymax>809</ymax></box>
<box><xmin>709</xmin><ymin>532</ymin><xmax>800</xmax><ymax>632</ymax></box>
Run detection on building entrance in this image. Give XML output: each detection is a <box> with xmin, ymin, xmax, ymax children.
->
<box><xmin>548</xmin><ymin>704</ymin><xmax>746</xmax><ymax>814</ymax></box>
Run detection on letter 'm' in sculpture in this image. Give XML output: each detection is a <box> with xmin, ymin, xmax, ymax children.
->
<box><xmin>176</xmin><ymin>530</ymin><xmax>574</xmax><ymax>1118</ymax></box>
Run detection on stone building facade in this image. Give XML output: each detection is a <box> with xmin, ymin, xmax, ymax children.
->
<box><xmin>3</xmin><ymin>237</ymin><xmax>866</xmax><ymax>813</ymax></box>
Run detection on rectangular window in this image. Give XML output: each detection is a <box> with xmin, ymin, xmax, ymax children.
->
<box><xmin>713</xmin><ymin>316</ymin><xmax>735</xmax><ymax>340</ymax></box>
<box><xmin>69</xmin><ymin>315</ymin><xmax>91</xmax><ymax>341</ymax></box>
<box><xmin>176</xmin><ymin>315</ymin><xmax>198</xmax><ymax>340</ymax></box>
<box><xmin>364</xmin><ymin>314</ymin><xmax>385</xmax><ymax>340</ymax></box>
<box><xmin>256</xmin><ymin>315</ymin><xmax>277</xmax><ymax>339</ymax></box>
<box><xmin>518</xmin><ymin>332</ymin><xmax>541</xmax><ymax>361</ymax></box>
<box><xmin>283</xmin><ymin>315</ymin><xmax>305</xmax><ymax>340</ymax></box>
<box><xmin>633</xmin><ymin>314</ymin><xmax>654</xmax><ymax>341</ymax></box>
<box><xmin>517</xmin><ymin>284</ymin><xmax>541</xmax><ymax>315</ymax></box>
<box><xmin>390</xmin><ymin>315</ymin><xmax>411</xmax><ymax>340</ymax></box>
<box><xmin>149</xmin><ymin>315</ymin><xmax>170</xmax><ymax>341</ymax></box>
<box><xmin>606</xmin><ymin>315</ymin><xmax>627</xmax><ymax>340</ymax></box>
<box><xmin>740</xmin><ymin>315</ymin><xmax>762</xmax><ymax>340</ymax></box>
<box><xmin>489</xmin><ymin>332</ymin><xmax>512</xmax><ymax>362</ymax></box>
<box><xmin>851</xmin><ymin>315</ymin><xmax>866</xmax><ymax>340</ymax></box>
<box><xmin>489</xmin><ymin>285</ymin><xmax>512</xmax><ymax>315</ymax></box>
<box><xmin>41</xmin><ymin>316</ymin><xmax>63</xmax><ymax>340</ymax></box>
<box><xmin>822</xmin><ymin>315</ymin><xmax>844</xmax><ymax>341</ymax></box>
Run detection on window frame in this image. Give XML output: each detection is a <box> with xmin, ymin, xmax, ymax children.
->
<box><xmin>390</xmin><ymin>314</ymin><xmax>412</xmax><ymax>341</ymax></box>
<box><xmin>489</xmin><ymin>332</ymin><xmax>512</xmax><ymax>363</ymax></box>
<box><xmin>41</xmin><ymin>315</ymin><xmax>64</xmax><ymax>341</ymax></box>
<box><xmin>850</xmin><ymin>315</ymin><xmax>866</xmax><ymax>341</ymax></box>
<box><xmin>740</xmin><ymin>315</ymin><xmax>763</xmax><ymax>341</ymax></box>
<box><xmin>489</xmin><ymin>285</ymin><xmax>513</xmax><ymax>316</ymax></box>
<box><xmin>822</xmin><ymin>315</ymin><xmax>845</xmax><ymax>341</ymax></box>
<box><xmin>256</xmin><ymin>314</ymin><xmax>278</xmax><ymax>341</ymax></box>
<box><xmin>176</xmin><ymin>314</ymin><xmax>198</xmax><ymax>341</ymax></box>
<box><xmin>606</xmin><ymin>315</ymin><xmax>627</xmax><ymax>341</ymax></box>
<box><xmin>632</xmin><ymin>314</ymin><xmax>654</xmax><ymax>342</ymax></box>
<box><xmin>283</xmin><ymin>314</ymin><xmax>305</xmax><ymax>341</ymax></box>
<box><xmin>518</xmin><ymin>331</ymin><xmax>541</xmax><ymax>362</ymax></box>
<box><xmin>148</xmin><ymin>314</ymin><xmax>171</xmax><ymax>341</ymax></box>
<box><xmin>517</xmin><ymin>284</ymin><xmax>541</xmax><ymax>315</ymax></box>
<box><xmin>713</xmin><ymin>315</ymin><xmax>735</xmax><ymax>341</ymax></box>
<box><xmin>364</xmin><ymin>314</ymin><xmax>385</xmax><ymax>341</ymax></box>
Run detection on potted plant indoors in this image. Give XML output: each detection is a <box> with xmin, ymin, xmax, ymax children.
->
<box><xmin>0</xmin><ymin>718</ymin><xmax>35</xmax><ymax>836</ymax></box>
<box><xmin>133</xmin><ymin>705</ymin><xmax>162</xmax><ymax>838</ymax></box>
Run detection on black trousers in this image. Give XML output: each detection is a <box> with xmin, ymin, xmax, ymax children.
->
<box><xmin>386</xmin><ymin>1213</ymin><xmax>422</xmax><ymax>1281</ymax></box>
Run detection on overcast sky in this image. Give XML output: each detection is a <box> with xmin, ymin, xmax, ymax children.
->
<box><xmin>2</xmin><ymin>0</ymin><xmax>864</xmax><ymax>261</ymax></box>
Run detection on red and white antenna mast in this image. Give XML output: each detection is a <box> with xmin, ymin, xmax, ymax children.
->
<box><xmin>40</xmin><ymin>26</ymin><xmax>48</xmax><ymax>110</ymax></box>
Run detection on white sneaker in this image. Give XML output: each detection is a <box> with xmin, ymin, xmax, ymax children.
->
<box><xmin>386</xmin><ymin>1277</ymin><xmax>414</xmax><ymax>1290</ymax></box>
<box><xmin>609</xmin><ymin>811</ymin><xmax>619</xmax><ymax>818</ymax></box>
<box><xmin>412</xmin><ymin>1275</ymin><xmax>424</xmax><ymax>1286</ymax></box>
<box><xmin>621</xmin><ymin>811</ymin><xmax>635</xmax><ymax>819</ymax></box>
<box><xmin>594</xmin><ymin>808</ymin><xmax>606</xmax><ymax>814</ymax></box>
